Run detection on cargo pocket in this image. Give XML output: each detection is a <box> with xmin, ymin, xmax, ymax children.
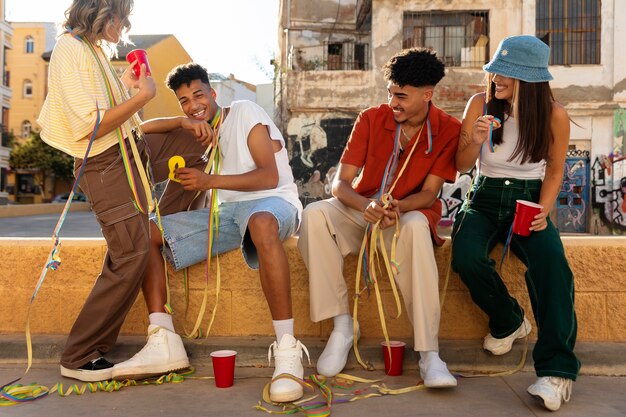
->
<box><xmin>96</xmin><ymin>201</ymin><xmax>147</xmax><ymax>261</ymax></box>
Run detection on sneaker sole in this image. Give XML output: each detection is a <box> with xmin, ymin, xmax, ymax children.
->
<box><xmin>528</xmin><ymin>392</ymin><xmax>560</xmax><ymax>411</ymax></box>
<box><xmin>423</xmin><ymin>377</ymin><xmax>458</xmax><ymax>388</ymax></box>
<box><xmin>60</xmin><ymin>365</ymin><xmax>112</xmax><ymax>382</ymax></box>
<box><xmin>111</xmin><ymin>360</ymin><xmax>191</xmax><ymax>381</ymax></box>
<box><xmin>270</xmin><ymin>388</ymin><xmax>304</xmax><ymax>403</ymax></box>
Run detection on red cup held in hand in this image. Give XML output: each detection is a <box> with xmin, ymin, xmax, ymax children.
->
<box><xmin>126</xmin><ymin>49</ymin><xmax>151</xmax><ymax>77</ymax></box>
<box><xmin>512</xmin><ymin>200</ymin><xmax>543</xmax><ymax>236</ymax></box>
<box><xmin>210</xmin><ymin>350</ymin><xmax>237</xmax><ymax>388</ymax></box>
<box><xmin>381</xmin><ymin>340</ymin><xmax>405</xmax><ymax>376</ymax></box>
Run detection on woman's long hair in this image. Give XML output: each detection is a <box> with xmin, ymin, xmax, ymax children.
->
<box><xmin>62</xmin><ymin>0</ymin><xmax>133</xmax><ymax>53</ymax></box>
<box><xmin>485</xmin><ymin>73</ymin><xmax>554</xmax><ymax>164</ymax></box>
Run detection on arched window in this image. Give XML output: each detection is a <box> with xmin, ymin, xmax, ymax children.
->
<box><xmin>21</xmin><ymin>120</ymin><xmax>32</xmax><ymax>138</ymax></box>
<box><xmin>25</xmin><ymin>36</ymin><xmax>35</xmax><ymax>54</ymax></box>
<box><xmin>23</xmin><ymin>79</ymin><xmax>33</xmax><ymax>98</ymax></box>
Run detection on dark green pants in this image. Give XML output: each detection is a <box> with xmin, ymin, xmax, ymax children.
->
<box><xmin>451</xmin><ymin>176</ymin><xmax>580</xmax><ymax>380</ymax></box>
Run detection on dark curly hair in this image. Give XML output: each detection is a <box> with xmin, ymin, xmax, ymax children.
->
<box><xmin>383</xmin><ymin>48</ymin><xmax>445</xmax><ymax>88</ymax></box>
<box><xmin>166</xmin><ymin>62</ymin><xmax>211</xmax><ymax>91</ymax></box>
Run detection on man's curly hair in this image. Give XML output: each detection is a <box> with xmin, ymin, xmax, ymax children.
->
<box><xmin>166</xmin><ymin>62</ymin><xmax>211</xmax><ymax>91</ymax></box>
<box><xmin>383</xmin><ymin>47</ymin><xmax>445</xmax><ymax>87</ymax></box>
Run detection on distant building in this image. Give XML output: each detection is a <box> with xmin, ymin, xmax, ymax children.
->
<box><xmin>6</xmin><ymin>22</ymin><xmax>55</xmax><ymax>143</ymax></box>
<box><xmin>210</xmin><ymin>73</ymin><xmax>275</xmax><ymax>121</ymax></box>
<box><xmin>0</xmin><ymin>0</ymin><xmax>13</xmax><ymax>205</ymax></box>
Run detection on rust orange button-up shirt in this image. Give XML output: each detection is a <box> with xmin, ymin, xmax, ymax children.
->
<box><xmin>340</xmin><ymin>103</ymin><xmax>460</xmax><ymax>245</ymax></box>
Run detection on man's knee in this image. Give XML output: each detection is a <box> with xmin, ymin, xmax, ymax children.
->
<box><xmin>248</xmin><ymin>212</ymin><xmax>280</xmax><ymax>247</ymax></box>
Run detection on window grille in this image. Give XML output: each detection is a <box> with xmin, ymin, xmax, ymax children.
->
<box><xmin>323</xmin><ymin>41</ymin><xmax>369</xmax><ymax>71</ymax></box>
<box><xmin>403</xmin><ymin>11</ymin><xmax>489</xmax><ymax>67</ymax></box>
<box><xmin>536</xmin><ymin>0</ymin><xmax>601</xmax><ymax>65</ymax></box>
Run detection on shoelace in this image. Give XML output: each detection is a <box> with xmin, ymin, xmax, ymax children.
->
<box><xmin>548</xmin><ymin>377</ymin><xmax>572</xmax><ymax>402</ymax></box>
<box><xmin>267</xmin><ymin>340</ymin><xmax>311</xmax><ymax>369</ymax></box>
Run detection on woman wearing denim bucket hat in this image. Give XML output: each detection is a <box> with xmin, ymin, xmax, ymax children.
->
<box><xmin>451</xmin><ymin>35</ymin><xmax>580</xmax><ymax>411</ymax></box>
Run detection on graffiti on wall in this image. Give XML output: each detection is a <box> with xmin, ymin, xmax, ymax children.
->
<box><xmin>592</xmin><ymin>154</ymin><xmax>626</xmax><ymax>231</ymax></box>
<box><xmin>590</xmin><ymin>109</ymin><xmax>626</xmax><ymax>232</ymax></box>
<box><xmin>287</xmin><ymin>116</ymin><xmax>356</xmax><ymax>205</ymax></box>
<box><xmin>438</xmin><ymin>170</ymin><xmax>475</xmax><ymax>226</ymax></box>
<box><xmin>556</xmin><ymin>151</ymin><xmax>590</xmax><ymax>233</ymax></box>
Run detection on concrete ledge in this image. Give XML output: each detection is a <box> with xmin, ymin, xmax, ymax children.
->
<box><xmin>1</xmin><ymin>236</ymin><xmax>625</xmax><ymax>345</ymax></box>
<box><xmin>0</xmin><ymin>202</ymin><xmax>91</xmax><ymax>218</ymax></box>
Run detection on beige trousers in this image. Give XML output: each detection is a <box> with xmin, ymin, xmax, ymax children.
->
<box><xmin>298</xmin><ymin>198</ymin><xmax>441</xmax><ymax>351</ymax></box>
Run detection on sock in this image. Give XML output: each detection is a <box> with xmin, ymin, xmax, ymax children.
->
<box><xmin>419</xmin><ymin>350</ymin><xmax>441</xmax><ymax>362</ymax></box>
<box><xmin>149</xmin><ymin>312</ymin><xmax>175</xmax><ymax>332</ymax></box>
<box><xmin>333</xmin><ymin>314</ymin><xmax>353</xmax><ymax>336</ymax></box>
<box><xmin>272</xmin><ymin>318</ymin><xmax>294</xmax><ymax>342</ymax></box>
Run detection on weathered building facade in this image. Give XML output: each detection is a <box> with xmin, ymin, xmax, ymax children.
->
<box><xmin>276</xmin><ymin>0</ymin><xmax>626</xmax><ymax>235</ymax></box>
<box><xmin>0</xmin><ymin>0</ymin><xmax>12</xmax><ymax>205</ymax></box>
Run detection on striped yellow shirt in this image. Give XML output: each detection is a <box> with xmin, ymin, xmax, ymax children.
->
<box><xmin>37</xmin><ymin>34</ymin><xmax>141</xmax><ymax>158</ymax></box>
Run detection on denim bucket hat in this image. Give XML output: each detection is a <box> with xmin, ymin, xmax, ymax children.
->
<box><xmin>483</xmin><ymin>35</ymin><xmax>553</xmax><ymax>83</ymax></box>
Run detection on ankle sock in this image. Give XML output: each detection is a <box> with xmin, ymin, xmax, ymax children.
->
<box><xmin>419</xmin><ymin>350</ymin><xmax>441</xmax><ymax>362</ymax></box>
<box><xmin>273</xmin><ymin>318</ymin><xmax>294</xmax><ymax>342</ymax></box>
<box><xmin>149</xmin><ymin>312</ymin><xmax>175</xmax><ymax>333</ymax></box>
<box><xmin>333</xmin><ymin>314</ymin><xmax>353</xmax><ymax>336</ymax></box>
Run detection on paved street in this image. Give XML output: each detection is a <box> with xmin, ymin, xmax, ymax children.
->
<box><xmin>0</xmin><ymin>211</ymin><xmax>102</xmax><ymax>238</ymax></box>
<box><xmin>1</xmin><ymin>364</ymin><xmax>625</xmax><ymax>417</ymax></box>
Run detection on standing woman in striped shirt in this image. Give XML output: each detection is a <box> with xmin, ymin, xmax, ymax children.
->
<box><xmin>37</xmin><ymin>0</ymin><xmax>157</xmax><ymax>382</ymax></box>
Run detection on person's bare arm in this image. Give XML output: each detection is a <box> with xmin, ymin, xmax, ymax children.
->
<box><xmin>176</xmin><ymin>123</ymin><xmax>279</xmax><ymax>191</ymax></box>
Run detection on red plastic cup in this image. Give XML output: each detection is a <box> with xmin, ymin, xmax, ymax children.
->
<box><xmin>512</xmin><ymin>200</ymin><xmax>543</xmax><ymax>236</ymax></box>
<box><xmin>381</xmin><ymin>341</ymin><xmax>405</xmax><ymax>376</ymax></box>
<box><xmin>210</xmin><ymin>350</ymin><xmax>237</xmax><ymax>388</ymax></box>
<box><xmin>126</xmin><ymin>49</ymin><xmax>151</xmax><ymax>77</ymax></box>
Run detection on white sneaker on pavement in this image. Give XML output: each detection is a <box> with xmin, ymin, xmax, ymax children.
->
<box><xmin>418</xmin><ymin>352</ymin><xmax>457</xmax><ymax>388</ymax></box>
<box><xmin>316</xmin><ymin>323</ymin><xmax>359</xmax><ymax>377</ymax></box>
<box><xmin>111</xmin><ymin>325</ymin><xmax>190</xmax><ymax>381</ymax></box>
<box><xmin>268</xmin><ymin>334</ymin><xmax>310</xmax><ymax>403</ymax></box>
<box><xmin>527</xmin><ymin>376</ymin><xmax>573</xmax><ymax>411</ymax></box>
<box><xmin>483</xmin><ymin>317</ymin><xmax>532</xmax><ymax>356</ymax></box>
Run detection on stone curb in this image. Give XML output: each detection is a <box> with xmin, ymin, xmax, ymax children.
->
<box><xmin>1</xmin><ymin>335</ymin><xmax>624</xmax><ymax>376</ymax></box>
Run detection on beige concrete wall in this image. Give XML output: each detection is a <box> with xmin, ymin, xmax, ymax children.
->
<box><xmin>1</xmin><ymin>236</ymin><xmax>624</xmax><ymax>343</ymax></box>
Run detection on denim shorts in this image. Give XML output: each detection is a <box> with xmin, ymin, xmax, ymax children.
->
<box><xmin>158</xmin><ymin>196</ymin><xmax>299</xmax><ymax>270</ymax></box>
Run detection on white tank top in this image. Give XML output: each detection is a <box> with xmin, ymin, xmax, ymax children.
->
<box><xmin>217</xmin><ymin>100</ymin><xmax>303</xmax><ymax>220</ymax></box>
<box><xmin>480</xmin><ymin>115</ymin><xmax>546</xmax><ymax>179</ymax></box>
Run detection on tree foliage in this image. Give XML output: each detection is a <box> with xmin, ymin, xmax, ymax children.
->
<box><xmin>10</xmin><ymin>132</ymin><xmax>74</xmax><ymax>181</ymax></box>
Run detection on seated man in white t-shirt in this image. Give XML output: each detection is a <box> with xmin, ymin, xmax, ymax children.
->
<box><xmin>112</xmin><ymin>63</ymin><xmax>306</xmax><ymax>403</ymax></box>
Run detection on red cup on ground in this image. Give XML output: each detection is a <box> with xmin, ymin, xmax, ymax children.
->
<box><xmin>512</xmin><ymin>200</ymin><xmax>543</xmax><ymax>236</ymax></box>
<box><xmin>210</xmin><ymin>350</ymin><xmax>237</xmax><ymax>388</ymax></box>
<box><xmin>381</xmin><ymin>341</ymin><xmax>405</xmax><ymax>376</ymax></box>
<box><xmin>126</xmin><ymin>48</ymin><xmax>151</xmax><ymax>77</ymax></box>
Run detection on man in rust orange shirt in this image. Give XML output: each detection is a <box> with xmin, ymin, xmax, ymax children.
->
<box><xmin>298</xmin><ymin>48</ymin><xmax>460</xmax><ymax>387</ymax></box>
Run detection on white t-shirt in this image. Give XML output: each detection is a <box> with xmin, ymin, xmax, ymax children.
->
<box><xmin>480</xmin><ymin>115</ymin><xmax>546</xmax><ymax>179</ymax></box>
<box><xmin>217</xmin><ymin>100</ymin><xmax>303</xmax><ymax>219</ymax></box>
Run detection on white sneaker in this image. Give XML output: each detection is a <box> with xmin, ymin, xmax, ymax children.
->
<box><xmin>111</xmin><ymin>325</ymin><xmax>190</xmax><ymax>380</ymax></box>
<box><xmin>527</xmin><ymin>376</ymin><xmax>573</xmax><ymax>411</ymax></box>
<box><xmin>268</xmin><ymin>334</ymin><xmax>310</xmax><ymax>403</ymax></box>
<box><xmin>316</xmin><ymin>323</ymin><xmax>360</xmax><ymax>377</ymax></box>
<box><xmin>418</xmin><ymin>353</ymin><xmax>457</xmax><ymax>388</ymax></box>
<box><xmin>483</xmin><ymin>317</ymin><xmax>532</xmax><ymax>355</ymax></box>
